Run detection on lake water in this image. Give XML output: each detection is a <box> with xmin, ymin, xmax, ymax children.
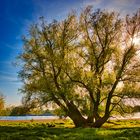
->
<box><xmin>0</xmin><ymin>116</ymin><xmax>59</xmax><ymax>120</ymax></box>
<box><xmin>0</xmin><ymin>113</ymin><xmax>139</xmax><ymax>121</ymax></box>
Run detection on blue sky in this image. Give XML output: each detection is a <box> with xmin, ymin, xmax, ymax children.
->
<box><xmin>0</xmin><ymin>0</ymin><xmax>140</xmax><ymax>106</ymax></box>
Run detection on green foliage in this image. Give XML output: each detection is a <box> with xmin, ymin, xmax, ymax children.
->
<box><xmin>0</xmin><ymin>107</ymin><xmax>13</xmax><ymax>116</ymax></box>
<box><xmin>9</xmin><ymin>104</ymin><xmax>44</xmax><ymax>116</ymax></box>
<box><xmin>53</xmin><ymin>108</ymin><xmax>67</xmax><ymax>118</ymax></box>
<box><xmin>10</xmin><ymin>106</ymin><xmax>29</xmax><ymax>116</ymax></box>
<box><xmin>0</xmin><ymin>94</ymin><xmax>5</xmax><ymax>110</ymax></box>
<box><xmin>0</xmin><ymin>93</ymin><xmax>6</xmax><ymax>116</ymax></box>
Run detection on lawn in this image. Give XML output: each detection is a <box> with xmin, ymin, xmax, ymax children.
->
<box><xmin>0</xmin><ymin>119</ymin><xmax>139</xmax><ymax>140</ymax></box>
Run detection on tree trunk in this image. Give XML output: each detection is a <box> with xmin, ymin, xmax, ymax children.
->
<box><xmin>66</xmin><ymin>102</ymin><xmax>109</xmax><ymax>128</ymax></box>
<box><xmin>93</xmin><ymin>116</ymin><xmax>109</xmax><ymax>128</ymax></box>
<box><xmin>69</xmin><ymin>112</ymin><xmax>87</xmax><ymax>127</ymax></box>
<box><xmin>67</xmin><ymin>102</ymin><xmax>87</xmax><ymax>127</ymax></box>
<box><xmin>87</xmin><ymin>101</ymin><xmax>94</xmax><ymax>124</ymax></box>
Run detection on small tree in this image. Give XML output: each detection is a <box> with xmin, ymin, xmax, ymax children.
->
<box><xmin>18</xmin><ymin>7</ymin><xmax>140</xmax><ymax>127</ymax></box>
<box><xmin>0</xmin><ymin>93</ymin><xmax>5</xmax><ymax>115</ymax></box>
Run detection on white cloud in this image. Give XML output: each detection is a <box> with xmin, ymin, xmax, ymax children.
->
<box><xmin>0</xmin><ymin>74</ymin><xmax>20</xmax><ymax>84</ymax></box>
<box><xmin>102</xmin><ymin>0</ymin><xmax>140</xmax><ymax>15</ymax></box>
<box><xmin>82</xmin><ymin>0</ymin><xmax>103</xmax><ymax>7</ymax></box>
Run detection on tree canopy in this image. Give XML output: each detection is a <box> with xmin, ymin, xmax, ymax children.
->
<box><xmin>18</xmin><ymin>7</ymin><xmax>140</xmax><ymax>127</ymax></box>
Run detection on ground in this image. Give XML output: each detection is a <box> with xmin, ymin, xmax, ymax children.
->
<box><xmin>0</xmin><ymin>119</ymin><xmax>139</xmax><ymax>140</ymax></box>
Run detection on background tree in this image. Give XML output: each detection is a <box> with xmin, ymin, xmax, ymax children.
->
<box><xmin>0</xmin><ymin>93</ymin><xmax>5</xmax><ymax>115</ymax></box>
<box><xmin>0</xmin><ymin>93</ymin><xmax>12</xmax><ymax>116</ymax></box>
<box><xmin>10</xmin><ymin>106</ymin><xmax>28</xmax><ymax>116</ymax></box>
<box><xmin>10</xmin><ymin>97</ymin><xmax>44</xmax><ymax>116</ymax></box>
<box><xmin>18</xmin><ymin>7</ymin><xmax>140</xmax><ymax>127</ymax></box>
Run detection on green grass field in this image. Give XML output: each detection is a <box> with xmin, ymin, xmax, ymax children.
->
<box><xmin>0</xmin><ymin>119</ymin><xmax>140</xmax><ymax>140</ymax></box>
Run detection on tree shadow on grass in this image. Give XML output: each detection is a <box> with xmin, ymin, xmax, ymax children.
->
<box><xmin>108</xmin><ymin>127</ymin><xmax>140</xmax><ymax>139</ymax></box>
<box><xmin>0</xmin><ymin>125</ymin><xmax>140</xmax><ymax>140</ymax></box>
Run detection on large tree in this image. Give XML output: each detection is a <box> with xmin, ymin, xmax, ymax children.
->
<box><xmin>18</xmin><ymin>7</ymin><xmax>140</xmax><ymax>127</ymax></box>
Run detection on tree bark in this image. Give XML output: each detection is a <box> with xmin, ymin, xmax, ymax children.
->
<box><xmin>67</xmin><ymin>102</ymin><xmax>87</xmax><ymax>127</ymax></box>
<box><xmin>92</xmin><ymin>116</ymin><xmax>108</xmax><ymax>128</ymax></box>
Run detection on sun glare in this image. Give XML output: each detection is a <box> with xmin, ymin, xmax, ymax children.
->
<box><xmin>132</xmin><ymin>36</ymin><xmax>140</xmax><ymax>45</ymax></box>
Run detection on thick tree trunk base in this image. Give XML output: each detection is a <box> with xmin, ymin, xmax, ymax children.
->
<box><xmin>72</xmin><ymin>116</ymin><xmax>108</xmax><ymax>128</ymax></box>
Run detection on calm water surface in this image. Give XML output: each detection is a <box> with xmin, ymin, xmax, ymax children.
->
<box><xmin>0</xmin><ymin>116</ymin><xmax>59</xmax><ymax>120</ymax></box>
<box><xmin>0</xmin><ymin>113</ymin><xmax>139</xmax><ymax>120</ymax></box>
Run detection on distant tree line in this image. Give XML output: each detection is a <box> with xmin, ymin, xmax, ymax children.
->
<box><xmin>0</xmin><ymin>92</ymin><xmax>140</xmax><ymax>117</ymax></box>
<box><xmin>0</xmin><ymin>93</ymin><xmax>45</xmax><ymax>116</ymax></box>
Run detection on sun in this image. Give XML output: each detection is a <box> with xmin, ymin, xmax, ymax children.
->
<box><xmin>132</xmin><ymin>36</ymin><xmax>140</xmax><ymax>45</ymax></box>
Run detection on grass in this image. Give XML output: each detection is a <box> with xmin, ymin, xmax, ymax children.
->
<box><xmin>0</xmin><ymin>119</ymin><xmax>139</xmax><ymax>140</ymax></box>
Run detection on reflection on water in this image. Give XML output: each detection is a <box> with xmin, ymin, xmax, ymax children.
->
<box><xmin>0</xmin><ymin>116</ymin><xmax>59</xmax><ymax>120</ymax></box>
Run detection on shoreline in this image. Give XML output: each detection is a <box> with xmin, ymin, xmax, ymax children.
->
<box><xmin>0</xmin><ymin>118</ymin><xmax>139</xmax><ymax>123</ymax></box>
<box><xmin>0</xmin><ymin>119</ymin><xmax>64</xmax><ymax>123</ymax></box>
